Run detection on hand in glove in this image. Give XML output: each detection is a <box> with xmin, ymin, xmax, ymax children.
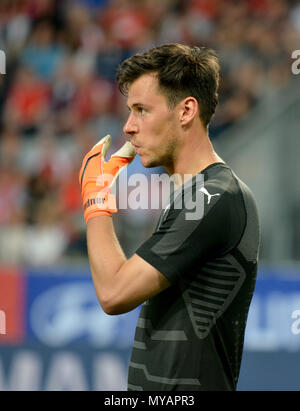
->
<box><xmin>79</xmin><ymin>135</ymin><xmax>136</xmax><ymax>223</ymax></box>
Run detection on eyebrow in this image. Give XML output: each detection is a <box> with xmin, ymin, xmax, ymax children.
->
<box><xmin>127</xmin><ymin>102</ymin><xmax>150</xmax><ymax>110</ymax></box>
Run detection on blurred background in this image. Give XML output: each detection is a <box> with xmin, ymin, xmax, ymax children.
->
<box><xmin>0</xmin><ymin>0</ymin><xmax>300</xmax><ymax>391</ymax></box>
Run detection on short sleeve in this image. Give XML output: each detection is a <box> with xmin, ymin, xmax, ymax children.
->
<box><xmin>136</xmin><ymin>180</ymin><xmax>245</xmax><ymax>284</ymax></box>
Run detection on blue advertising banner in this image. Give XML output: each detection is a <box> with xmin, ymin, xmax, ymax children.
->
<box><xmin>244</xmin><ymin>265</ymin><xmax>300</xmax><ymax>352</ymax></box>
<box><xmin>0</xmin><ymin>345</ymin><xmax>130</xmax><ymax>391</ymax></box>
<box><xmin>25</xmin><ymin>269</ymin><xmax>140</xmax><ymax>349</ymax></box>
<box><xmin>1</xmin><ymin>264</ymin><xmax>300</xmax><ymax>390</ymax></box>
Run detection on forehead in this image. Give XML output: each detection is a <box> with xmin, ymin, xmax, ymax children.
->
<box><xmin>126</xmin><ymin>73</ymin><xmax>167</xmax><ymax>106</ymax></box>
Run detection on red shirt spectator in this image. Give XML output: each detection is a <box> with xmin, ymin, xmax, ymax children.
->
<box><xmin>100</xmin><ymin>2</ymin><xmax>150</xmax><ymax>48</ymax></box>
<box><xmin>5</xmin><ymin>67</ymin><xmax>50</xmax><ymax>129</ymax></box>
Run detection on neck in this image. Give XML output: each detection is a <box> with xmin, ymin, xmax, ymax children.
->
<box><xmin>164</xmin><ymin>128</ymin><xmax>224</xmax><ymax>185</ymax></box>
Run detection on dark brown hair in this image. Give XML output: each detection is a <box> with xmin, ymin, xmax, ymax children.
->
<box><xmin>116</xmin><ymin>43</ymin><xmax>220</xmax><ymax>127</ymax></box>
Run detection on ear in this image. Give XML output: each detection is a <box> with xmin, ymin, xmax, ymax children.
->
<box><xmin>179</xmin><ymin>97</ymin><xmax>199</xmax><ymax>126</ymax></box>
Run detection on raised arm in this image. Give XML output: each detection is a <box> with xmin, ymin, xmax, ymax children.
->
<box><xmin>79</xmin><ymin>136</ymin><xmax>170</xmax><ymax>315</ymax></box>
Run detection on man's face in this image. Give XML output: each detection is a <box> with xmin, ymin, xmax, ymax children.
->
<box><xmin>123</xmin><ymin>73</ymin><xmax>181</xmax><ymax>169</ymax></box>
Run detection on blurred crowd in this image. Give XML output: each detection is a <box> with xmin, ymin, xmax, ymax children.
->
<box><xmin>0</xmin><ymin>0</ymin><xmax>299</xmax><ymax>266</ymax></box>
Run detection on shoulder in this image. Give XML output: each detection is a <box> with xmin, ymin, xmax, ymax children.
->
<box><xmin>188</xmin><ymin>163</ymin><xmax>240</xmax><ymax>214</ymax></box>
<box><xmin>199</xmin><ymin>163</ymin><xmax>248</xmax><ymax>206</ymax></box>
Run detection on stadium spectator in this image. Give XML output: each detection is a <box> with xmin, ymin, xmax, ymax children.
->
<box><xmin>3</xmin><ymin>66</ymin><xmax>51</xmax><ymax>134</ymax></box>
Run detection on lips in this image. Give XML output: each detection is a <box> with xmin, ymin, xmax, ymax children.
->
<box><xmin>132</xmin><ymin>143</ymin><xmax>141</xmax><ymax>152</ymax></box>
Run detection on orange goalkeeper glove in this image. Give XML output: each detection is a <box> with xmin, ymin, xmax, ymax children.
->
<box><xmin>79</xmin><ymin>135</ymin><xmax>136</xmax><ymax>223</ymax></box>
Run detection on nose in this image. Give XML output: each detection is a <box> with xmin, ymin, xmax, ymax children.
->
<box><xmin>123</xmin><ymin>112</ymin><xmax>138</xmax><ymax>136</ymax></box>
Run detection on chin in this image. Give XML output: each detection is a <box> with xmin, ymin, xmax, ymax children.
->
<box><xmin>141</xmin><ymin>156</ymin><xmax>159</xmax><ymax>168</ymax></box>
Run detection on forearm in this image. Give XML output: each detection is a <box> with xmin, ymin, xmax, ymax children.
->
<box><xmin>86</xmin><ymin>215</ymin><xmax>127</xmax><ymax>311</ymax></box>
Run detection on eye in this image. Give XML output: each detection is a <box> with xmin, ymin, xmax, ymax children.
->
<box><xmin>138</xmin><ymin>107</ymin><xmax>146</xmax><ymax>116</ymax></box>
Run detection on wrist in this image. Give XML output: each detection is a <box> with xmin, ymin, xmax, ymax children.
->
<box><xmin>85</xmin><ymin>212</ymin><xmax>113</xmax><ymax>223</ymax></box>
<box><xmin>82</xmin><ymin>189</ymin><xmax>117</xmax><ymax>223</ymax></box>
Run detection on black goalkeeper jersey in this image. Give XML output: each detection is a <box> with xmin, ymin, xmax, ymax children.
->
<box><xmin>128</xmin><ymin>162</ymin><xmax>260</xmax><ymax>391</ymax></box>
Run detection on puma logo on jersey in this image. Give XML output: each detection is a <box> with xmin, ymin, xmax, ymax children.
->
<box><xmin>199</xmin><ymin>187</ymin><xmax>221</xmax><ymax>204</ymax></box>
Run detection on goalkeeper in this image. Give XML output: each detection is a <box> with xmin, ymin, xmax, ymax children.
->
<box><xmin>79</xmin><ymin>43</ymin><xmax>260</xmax><ymax>391</ymax></box>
